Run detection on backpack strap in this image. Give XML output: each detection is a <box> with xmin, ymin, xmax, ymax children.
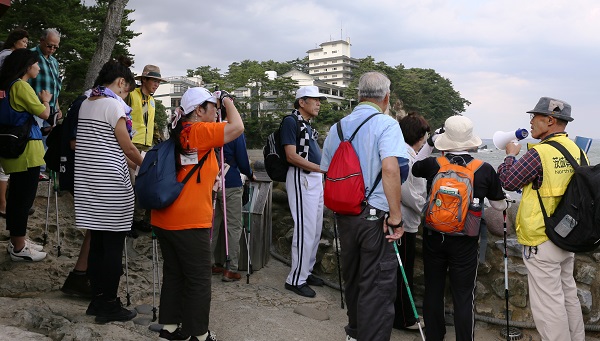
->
<box><xmin>181</xmin><ymin>149</ymin><xmax>212</xmax><ymax>185</ymax></box>
<box><xmin>544</xmin><ymin>140</ymin><xmax>588</xmax><ymax>167</ymax></box>
<box><xmin>334</xmin><ymin>112</ymin><xmax>382</xmax><ymax>201</ymax></box>
<box><xmin>535</xmin><ymin>140</ymin><xmax>587</xmax><ymax>220</ymax></box>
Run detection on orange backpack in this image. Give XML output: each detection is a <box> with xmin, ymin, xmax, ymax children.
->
<box><xmin>423</xmin><ymin>157</ymin><xmax>483</xmax><ymax>235</ymax></box>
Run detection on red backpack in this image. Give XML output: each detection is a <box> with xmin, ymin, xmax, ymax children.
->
<box><xmin>324</xmin><ymin>113</ymin><xmax>381</xmax><ymax>215</ymax></box>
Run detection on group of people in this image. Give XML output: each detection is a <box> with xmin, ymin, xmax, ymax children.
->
<box><xmin>282</xmin><ymin>72</ymin><xmax>586</xmax><ymax>341</ymax></box>
<box><xmin>0</xmin><ymin>26</ymin><xmax>587</xmax><ymax>341</ymax></box>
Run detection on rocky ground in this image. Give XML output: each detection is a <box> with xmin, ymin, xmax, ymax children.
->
<box><xmin>2</xmin><ymin>166</ymin><xmax>600</xmax><ymax>340</ymax></box>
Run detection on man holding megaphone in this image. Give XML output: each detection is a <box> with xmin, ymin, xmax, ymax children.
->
<box><xmin>497</xmin><ymin>97</ymin><xmax>586</xmax><ymax>341</ymax></box>
<box><xmin>492</xmin><ymin>128</ymin><xmax>529</xmax><ymax>150</ymax></box>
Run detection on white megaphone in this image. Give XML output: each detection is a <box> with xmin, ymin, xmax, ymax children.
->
<box><xmin>493</xmin><ymin>129</ymin><xmax>529</xmax><ymax>150</ymax></box>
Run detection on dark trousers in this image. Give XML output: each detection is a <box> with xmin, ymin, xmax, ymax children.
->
<box><xmin>6</xmin><ymin>166</ymin><xmax>40</xmax><ymax>237</ymax></box>
<box><xmin>423</xmin><ymin>230</ymin><xmax>479</xmax><ymax>341</ymax></box>
<box><xmin>87</xmin><ymin>230</ymin><xmax>126</xmax><ymax>300</ymax></box>
<box><xmin>155</xmin><ymin>227</ymin><xmax>211</xmax><ymax>337</ymax></box>
<box><xmin>337</xmin><ymin>209</ymin><xmax>397</xmax><ymax>341</ymax></box>
<box><xmin>393</xmin><ymin>231</ymin><xmax>417</xmax><ymax>329</ymax></box>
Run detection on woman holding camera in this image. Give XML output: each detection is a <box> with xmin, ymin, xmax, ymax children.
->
<box><xmin>74</xmin><ymin>56</ymin><xmax>143</xmax><ymax>323</ymax></box>
<box><xmin>152</xmin><ymin>87</ymin><xmax>243</xmax><ymax>341</ymax></box>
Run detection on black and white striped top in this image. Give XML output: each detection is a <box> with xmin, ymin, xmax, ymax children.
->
<box><xmin>74</xmin><ymin>97</ymin><xmax>133</xmax><ymax>232</ymax></box>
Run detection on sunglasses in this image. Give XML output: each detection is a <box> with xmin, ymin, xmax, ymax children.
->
<box><xmin>46</xmin><ymin>44</ymin><xmax>59</xmax><ymax>50</ymax></box>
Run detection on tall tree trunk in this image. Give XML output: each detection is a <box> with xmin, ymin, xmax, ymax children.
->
<box><xmin>83</xmin><ymin>0</ymin><xmax>129</xmax><ymax>90</ymax></box>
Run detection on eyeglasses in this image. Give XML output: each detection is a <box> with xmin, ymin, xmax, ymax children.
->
<box><xmin>46</xmin><ymin>44</ymin><xmax>59</xmax><ymax>50</ymax></box>
<box><xmin>530</xmin><ymin>113</ymin><xmax>554</xmax><ymax>121</ymax></box>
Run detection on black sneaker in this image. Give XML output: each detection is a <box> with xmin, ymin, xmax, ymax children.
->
<box><xmin>159</xmin><ymin>327</ymin><xmax>189</xmax><ymax>340</ymax></box>
<box><xmin>132</xmin><ymin>220</ymin><xmax>152</xmax><ymax>232</ymax></box>
<box><xmin>94</xmin><ymin>298</ymin><xmax>137</xmax><ymax>323</ymax></box>
<box><xmin>307</xmin><ymin>274</ymin><xmax>324</xmax><ymax>286</ymax></box>
<box><xmin>189</xmin><ymin>330</ymin><xmax>218</xmax><ymax>341</ymax></box>
<box><xmin>285</xmin><ymin>282</ymin><xmax>316</xmax><ymax>298</ymax></box>
<box><xmin>61</xmin><ymin>271</ymin><xmax>92</xmax><ymax>298</ymax></box>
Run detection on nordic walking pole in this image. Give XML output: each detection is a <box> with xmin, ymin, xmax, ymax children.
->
<box><xmin>244</xmin><ymin>184</ymin><xmax>252</xmax><ymax>284</ymax></box>
<box><xmin>52</xmin><ymin>171</ymin><xmax>61</xmax><ymax>256</ymax></box>
<box><xmin>388</xmin><ymin>227</ymin><xmax>425</xmax><ymax>341</ymax></box>
<box><xmin>216</xmin><ymin>102</ymin><xmax>232</xmax><ymax>274</ymax></box>
<box><xmin>503</xmin><ymin>208</ymin><xmax>509</xmax><ymax>341</ymax></box>
<box><xmin>220</xmin><ymin>146</ymin><xmax>231</xmax><ymax>272</ymax></box>
<box><xmin>43</xmin><ymin>172</ymin><xmax>51</xmax><ymax>246</ymax></box>
<box><xmin>501</xmin><ymin>198</ymin><xmax>518</xmax><ymax>341</ymax></box>
<box><xmin>244</xmin><ymin>182</ymin><xmax>254</xmax><ymax>284</ymax></box>
<box><xmin>124</xmin><ymin>235</ymin><xmax>131</xmax><ymax>306</ymax></box>
<box><xmin>151</xmin><ymin>227</ymin><xmax>158</xmax><ymax>321</ymax></box>
<box><xmin>333</xmin><ymin>215</ymin><xmax>344</xmax><ymax>309</ymax></box>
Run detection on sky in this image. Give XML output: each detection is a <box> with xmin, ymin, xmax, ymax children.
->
<box><xmin>125</xmin><ymin>0</ymin><xmax>600</xmax><ymax>139</ymax></box>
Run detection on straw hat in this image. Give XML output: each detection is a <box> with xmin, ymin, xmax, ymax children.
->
<box><xmin>134</xmin><ymin>64</ymin><xmax>167</xmax><ymax>82</ymax></box>
<box><xmin>434</xmin><ymin>115</ymin><xmax>482</xmax><ymax>151</ymax></box>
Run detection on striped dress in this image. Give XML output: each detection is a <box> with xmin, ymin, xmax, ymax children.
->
<box><xmin>74</xmin><ymin>97</ymin><xmax>133</xmax><ymax>232</ymax></box>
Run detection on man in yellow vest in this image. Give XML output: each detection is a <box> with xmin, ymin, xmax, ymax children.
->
<box><xmin>497</xmin><ymin>97</ymin><xmax>586</xmax><ymax>341</ymax></box>
<box><xmin>128</xmin><ymin>64</ymin><xmax>166</xmax><ymax>232</ymax></box>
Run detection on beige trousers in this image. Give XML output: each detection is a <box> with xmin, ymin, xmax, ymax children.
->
<box><xmin>523</xmin><ymin>239</ymin><xmax>585</xmax><ymax>341</ymax></box>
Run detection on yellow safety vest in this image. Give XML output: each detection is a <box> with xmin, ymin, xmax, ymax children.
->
<box><xmin>129</xmin><ymin>88</ymin><xmax>155</xmax><ymax>146</ymax></box>
<box><xmin>516</xmin><ymin>134</ymin><xmax>587</xmax><ymax>246</ymax></box>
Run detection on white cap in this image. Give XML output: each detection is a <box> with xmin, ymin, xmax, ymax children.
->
<box><xmin>181</xmin><ymin>87</ymin><xmax>217</xmax><ymax>115</ymax></box>
<box><xmin>295</xmin><ymin>86</ymin><xmax>327</xmax><ymax>100</ymax></box>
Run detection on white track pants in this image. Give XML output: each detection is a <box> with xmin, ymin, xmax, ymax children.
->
<box><xmin>285</xmin><ymin>167</ymin><xmax>324</xmax><ymax>286</ymax></box>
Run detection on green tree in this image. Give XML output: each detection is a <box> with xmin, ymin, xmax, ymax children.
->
<box><xmin>153</xmin><ymin>98</ymin><xmax>168</xmax><ymax>143</ymax></box>
<box><xmin>286</xmin><ymin>56</ymin><xmax>309</xmax><ymax>74</ymax></box>
<box><xmin>186</xmin><ymin>65</ymin><xmax>222</xmax><ymax>85</ymax></box>
<box><xmin>265</xmin><ymin>76</ymin><xmax>298</xmax><ymax>114</ymax></box>
<box><xmin>0</xmin><ymin>0</ymin><xmax>137</xmax><ymax>108</ymax></box>
<box><xmin>347</xmin><ymin>57</ymin><xmax>469</xmax><ymax>127</ymax></box>
<box><xmin>224</xmin><ymin>60</ymin><xmax>270</xmax><ymax>117</ymax></box>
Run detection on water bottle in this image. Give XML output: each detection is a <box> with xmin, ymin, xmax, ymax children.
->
<box><xmin>464</xmin><ymin>198</ymin><xmax>482</xmax><ymax>236</ymax></box>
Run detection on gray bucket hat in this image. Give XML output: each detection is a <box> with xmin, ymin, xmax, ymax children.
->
<box><xmin>526</xmin><ymin>97</ymin><xmax>573</xmax><ymax>122</ymax></box>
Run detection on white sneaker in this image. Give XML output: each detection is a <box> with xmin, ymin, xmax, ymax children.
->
<box><xmin>6</xmin><ymin>239</ymin><xmax>44</xmax><ymax>254</ymax></box>
<box><xmin>9</xmin><ymin>245</ymin><xmax>47</xmax><ymax>262</ymax></box>
<box><xmin>346</xmin><ymin>336</ymin><xmax>357</xmax><ymax>341</ymax></box>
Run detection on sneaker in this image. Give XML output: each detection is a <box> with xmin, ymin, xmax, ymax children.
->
<box><xmin>28</xmin><ymin>207</ymin><xmax>35</xmax><ymax>215</ymax></box>
<box><xmin>94</xmin><ymin>298</ymin><xmax>137</xmax><ymax>323</ymax></box>
<box><xmin>211</xmin><ymin>264</ymin><xmax>224</xmax><ymax>275</ymax></box>
<box><xmin>307</xmin><ymin>274</ymin><xmax>324</xmax><ymax>286</ymax></box>
<box><xmin>61</xmin><ymin>271</ymin><xmax>92</xmax><ymax>298</ymax></box>
<box><xmin>9</xmin><ymin>245</ymin><xmax>47</xmax><ymax>262</ymax></box>
<box><xmin>346</xmin><ymin>336</ymin><xmax>357</xmax><ymax>341</ymax></box>
<box><xmin>404</xmin><ymin>317</ymin><xmax>425</xmax><ymax>330</ymax></box>
<box><xmin>159</xmin><ymin>327</ymin><xmax>189</xmax><ymax>340</ymax></box>
<box><xmin>221</xmin><ymin>269</ymin><xmax>241</xmax><ymax>282</ymax></box>
<box><xmin>132</xmin><ymin>219</ymin><xmax>152</xmax><ymax>232</ymax></box>
<box><xmin>7</xmin><ymin>239</ymin><xmax>44</xmax><ymax>254</ymax></box>
<box><xmin>284</xmin><ymin>282</ymin><xmax>316</xmax><ymax>298</ymax></box>
<box><xmin>87</xmin><ymin>296</ymin><xmax>122</xmax><ymax>316</ymax></box>
<box><xmin>189</xmin><ymin>330</ymin><xmax>218</xmax><ymax>341</ymax></box>
<box><xmin>39</xmin><ymin>173</ymin><xmax>50</xmax><ymax>181</ymax></box>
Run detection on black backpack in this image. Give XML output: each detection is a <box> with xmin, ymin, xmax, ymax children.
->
<box><xmin>43</xmin><ymin>95</ymin><xmax>86</xmax><ymax>192</ymax></box>
<box><xmin>263</xmin><ymin>114</ymin><xmax>299</xmax><ymax>182</ymax></box>
<box><xmin>537</xmin><ymin>140</ymin><xmax>600</xmax><ymax>252</ymax></box>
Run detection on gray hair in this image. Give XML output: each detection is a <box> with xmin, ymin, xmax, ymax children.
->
<box><xmin>358</xmin><ymin>71</ymin><xmax>390</xmax><ymax>101</ymax></box>
<box><xmin>40</xmin><ymin>28</ymin><xmax>61</xmax><ymax>40</ymax></box>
